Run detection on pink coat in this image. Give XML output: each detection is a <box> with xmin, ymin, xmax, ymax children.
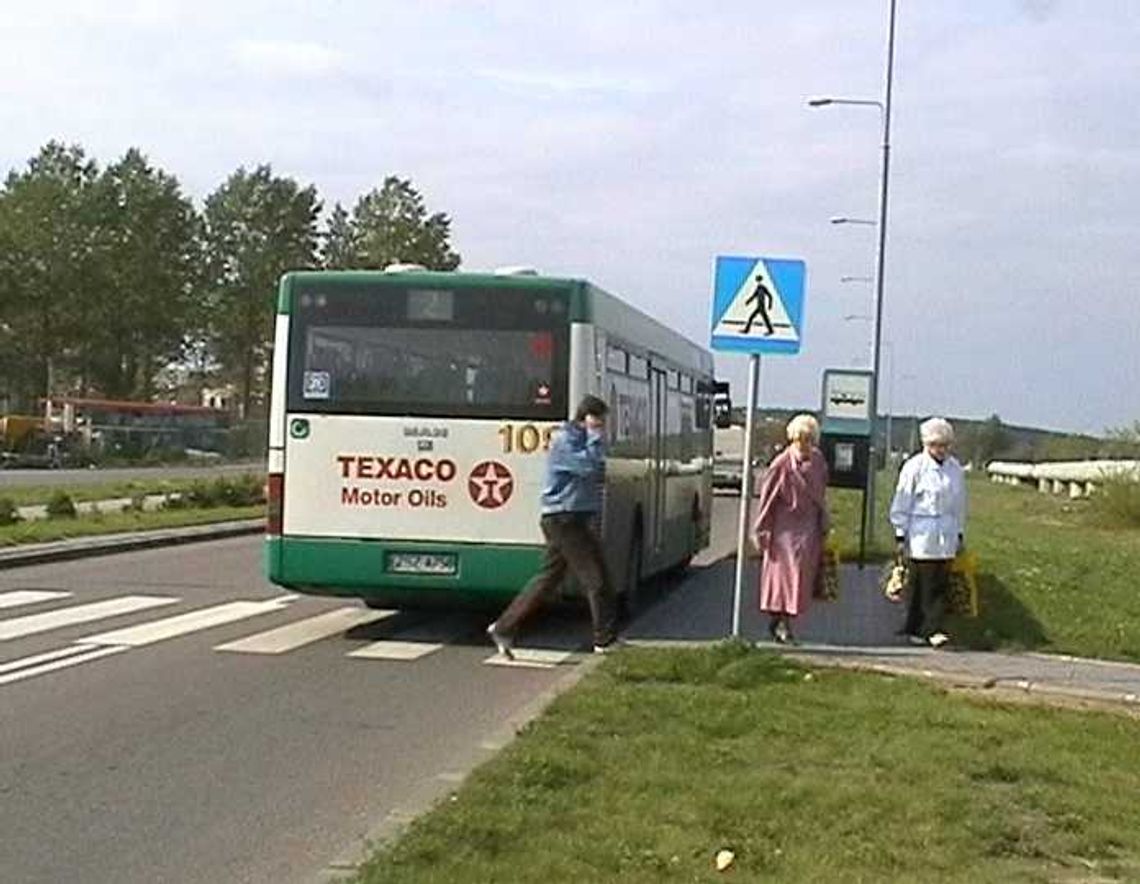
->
<box><xmin>751</xmin><ymin>446</ymin><xmax>829</xmax><ymax>617</ymax></box>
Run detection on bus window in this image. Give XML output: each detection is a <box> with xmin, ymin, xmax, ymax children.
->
<box><xmin>288</xmin><ymin>285</ymin><xmax>568</xmax><ymax>420</ymax></box>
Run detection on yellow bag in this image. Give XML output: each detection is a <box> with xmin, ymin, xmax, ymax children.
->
<box><xmin>947</xmin><ymin>550</ymin><xmax>979</xmax><ymax>617</ymax></box>
<box><xmin>814</xmin><ymin>536</ymin><xmax>841</xmax><ymax>601</ymax></box>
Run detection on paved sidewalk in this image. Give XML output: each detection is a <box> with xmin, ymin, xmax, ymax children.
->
<box><xmin>0</xmin><ymin>519</ymin><xmax>263</xmax><ymax>569</ymax></box>
<box><xmin>629</xmin><ymin>556</ymin><xmax>1140</xmax><ymax>711</ymax></box>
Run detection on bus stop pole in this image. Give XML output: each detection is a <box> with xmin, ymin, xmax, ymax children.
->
<box><xmin>731</xmin><ymin>354</ymin><xmax>760</xmax><ymax>638</ymax></box>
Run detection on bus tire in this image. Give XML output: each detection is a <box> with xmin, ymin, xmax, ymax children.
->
<box><xmin>620</xmin><ymin>525</ymin><xmax>644</xmax><ymax>620</ymax></box>
<box><xmin>363</xmin><ymin>598</ymin><xmax>388</xmax><ymax>610</ymax></box>
<box><xmin>673</xmin><ymin>495</ymin><xmax>702</xmax><ymax>573</ymax></box>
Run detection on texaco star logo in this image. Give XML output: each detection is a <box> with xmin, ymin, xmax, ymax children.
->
<box><xmin>468</xmin><ymin>461</ymin><xmax>514</xmax><ymax>509</ymax></box>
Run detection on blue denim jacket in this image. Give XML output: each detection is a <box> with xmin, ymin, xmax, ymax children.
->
<box><xmin>539</xmin><ymin>421</ymin><xmax>606</xmax><ymax>515</ymax></box>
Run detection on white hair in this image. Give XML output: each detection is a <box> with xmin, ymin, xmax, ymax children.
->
<box><xmin>920</xmin><ymin>417</ymin><xmax>954</xmax><ymax>445</ymax></box>
<box><xmin>786</xmin><ymin>413</ymin><xmax>820</xmax><ymax>442</ymax></box>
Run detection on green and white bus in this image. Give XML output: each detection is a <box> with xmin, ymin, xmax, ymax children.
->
<box><xmin>264</xmin><ymin>268</ymin><xmax>715</xmax><ymax>610</ymax></box>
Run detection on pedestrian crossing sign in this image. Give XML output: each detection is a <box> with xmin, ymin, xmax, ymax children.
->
<box><xmin>710</xmin><ymin>255</ymin><xmax>806</xmax><ymax>354</ymax></box>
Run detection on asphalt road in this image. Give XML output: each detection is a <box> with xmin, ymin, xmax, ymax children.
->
<box><xmin>0</xmin><ymin>462</ymin><xmax>262</xmax><ymax>488</ymax></box>
<box><xmin>0</xmin><ymin>499</ymin><xmax>741</xmax><ymax>884</ymax></box>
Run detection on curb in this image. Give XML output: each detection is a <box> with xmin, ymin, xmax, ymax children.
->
<box><xmin>0</xmin><ymin>519</ymin><xmax>264</xmax><ymax>570</ymax></box>
<box><xmin>786</xmin><ymin>653</ymin><xmax>1140</xmax><ymax>713</ymax></box>
<box><xmin>622</xmin><ymin>639</ymin><xmax>1140</xmax><ymax>714</ymax></box>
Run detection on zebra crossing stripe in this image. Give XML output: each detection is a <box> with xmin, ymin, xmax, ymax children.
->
<box><xmin>483</xmin><ymin>648</ymin><xmax>576</xmax><ymax>669</ymax></box>
<box><xmin>214</xmin><ymin>607</ymin><xmax>395</xmax><ymax>654</ymax></box>
<box><xmin>0</xmin><ymin>643</ymin><xmax>95</xmax><ymax>676</ymax></box>
<box><xmin>347</xmin><ymin>640</ymin><xmax>443</xmax><ymax>661</ymax></box>
<box><xmin>85</xmin><ymin>598</ymin><xmax>293</xmax><ymax>648</ymax></box>
<box><xmin>0</xmin><ymin>645</ymin><xmax>128</xmax><ymax>687</ymax></box>
<box><xmin>0</xmin><ymin>590</ymin><xmax>72</xmax><ymax>610</ymax></box>
<box><xmin>0</xmin><ymin>595</ymin><xmax>179</xmax><ymax>641</ymax></box>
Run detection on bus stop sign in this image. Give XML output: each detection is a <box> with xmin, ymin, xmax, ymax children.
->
<box><xmin>710</xmin><ymin>256</ymin><xmax>806</xmax><ymax>354</ymax></box>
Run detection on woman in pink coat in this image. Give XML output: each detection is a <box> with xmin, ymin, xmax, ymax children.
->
<box><xmin>750</xmin><ymin>414</ymin><xmax>830</xmax><ymax>644</ymax></box>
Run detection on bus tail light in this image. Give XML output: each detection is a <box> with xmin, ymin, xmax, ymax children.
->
<box><xmin>266</xmin><ymin>473</ymin><xmax>284</xmax><ymax>536</ymax></box>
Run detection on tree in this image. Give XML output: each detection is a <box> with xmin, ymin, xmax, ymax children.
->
<box><xmin>1105</xmin><ymin>421</ymin><xmax>1140</xmax><ymax>459</ymax></box>
<box><xmin>961</xmin><ymin>413</ymin><xmax>1012</xmax><ymax>466</ymax></box>
<box><xmin>339</xmin><ymin>176</ymin><xmax>460</xmax><ymax>270</ymax></box>
<box><xmin>0</xmin><ymin>142</ymin><xmax>101</xmax><ymax>410</ymax></box>
<box><xmin>320</xmin><ymin>202</ymin><xmax>357</xmax><ymax>269</ymax></box>
<box><xmin>203</xmin><ymin>165</ymin><xmax>321</xmax><ymax>417</ymax></box>
<box><xmin>84</xmin><ymin>149</ymin><xmax>202</xmax><ymax>399</ymax></box>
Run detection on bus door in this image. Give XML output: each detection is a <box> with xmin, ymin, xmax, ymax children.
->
<box><xmin>648</xmin><ymin>364</ymin><xmax>668</xmax><ymax>553</ymax></box>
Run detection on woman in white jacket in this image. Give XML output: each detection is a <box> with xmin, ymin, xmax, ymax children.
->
<box><xmin>889</xmin><ymin>417</ymin><xmax>967</xmax><ymax>648</ymax></box>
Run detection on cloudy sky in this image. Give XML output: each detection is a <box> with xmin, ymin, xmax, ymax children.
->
<box><xmin>4</xmin><ymin>0</ymin><xmax>1138</xmax><ymax>434</ymax></box>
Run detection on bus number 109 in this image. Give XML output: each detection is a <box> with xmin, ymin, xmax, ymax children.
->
<box><xmin>498</xmin><ymin>423</ymin><xmax>555</xmax><ymax>455</ymax></box>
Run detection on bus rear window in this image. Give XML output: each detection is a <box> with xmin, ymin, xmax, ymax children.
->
<box><xmin>287</xmin><ymin>285</ymin><xmax>569</xmax><ymax>419</ymax></box>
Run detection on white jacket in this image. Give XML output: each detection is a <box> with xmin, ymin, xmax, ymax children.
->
<box><xmin>889</xmin><ymin>451</ymin><xmax>967</xmax><ymax>560</ymax></box>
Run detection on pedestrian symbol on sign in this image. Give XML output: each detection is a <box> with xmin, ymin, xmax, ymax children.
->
<box><xmin>742</xmin><ymin>276</ymin><xmax>775</xmax><ymax>336</ymax></box>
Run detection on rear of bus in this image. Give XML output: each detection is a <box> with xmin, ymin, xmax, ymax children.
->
<box><xmin>264</xmin><ymin>270</ymin><xmax>574</xmax><ymax>608</ymax></box>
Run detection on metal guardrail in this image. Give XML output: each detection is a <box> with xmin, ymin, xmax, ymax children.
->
<box><xmin>987</xmin><ymin>460</ymin><xmax>1140</xmax><ymax>497</ymax></box>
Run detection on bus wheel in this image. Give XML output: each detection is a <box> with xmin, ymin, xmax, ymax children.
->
<box><xmin>363</xmin><ymin>598</ymin><xmax>388</xmax><ymax>610</ymax></box>
<box><xmin>621</xmin><ymin>528</ymin><xmax>644</xmax><ymax>620</ymax></box>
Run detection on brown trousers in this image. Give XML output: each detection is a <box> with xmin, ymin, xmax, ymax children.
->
<box><xmin>495</xmin><ymin>512</ymin><xmax>618</xmax><ymax>647</ymax></box>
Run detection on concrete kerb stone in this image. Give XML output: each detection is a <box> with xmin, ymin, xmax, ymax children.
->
<box><xmin>623</xmin><ymin>638</ymin><xmax>1140</xmax><ymax>714</ymax></box>
<box><xmin>318</xmin><ymin>653</ymin><xmax>605</xmax><ymax>882</ymax></box>
<box><xmin>0</xmin><ymin>519</ymin><xmax>264</xmax><ymax>570</ymax></box>
<box><xmin>786</xmin><ymin>652</ymin><xmax>1140</xmax><ymax>714</ymax></box>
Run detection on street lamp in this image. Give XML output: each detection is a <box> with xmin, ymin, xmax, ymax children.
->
<box><xmin>807</xmin><ymin>97</ymin><xmax>884</xmax><ymax>110</ymax></box>
<box><xmin>808</xmin><ymin>0</ymin><xmax>898</xmax><ymax>555</ymax></box>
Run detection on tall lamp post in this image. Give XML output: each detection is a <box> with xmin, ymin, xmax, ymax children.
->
<box><xmin>808</xmin><ymin>0</ymin><xmax>898</xmax><ymax>551</ymax></box>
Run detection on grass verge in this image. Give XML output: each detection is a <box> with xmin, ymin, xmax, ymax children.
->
<box><xmin>0</xmin><ymin>474</ymin><xmax>262</xmax><ymax>508</ymax></box>
<box><xmin>356</xmin><ymin>644</ymin><xmax>1140</xmax><ymax>883</ymax></box>
<box><xmin>0</xmin><ymin>505</ymin><xmax>262</xmax><ymax>547</ymax></box>
<box><xmin>947</xmin><ymin>478</ymin><xmax>1140</xmax><ymax>661</ymax></box>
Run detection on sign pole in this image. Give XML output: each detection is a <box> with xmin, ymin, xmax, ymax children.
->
<box><xmin>731</xmin><ymin>353</ymin><xmax>760</xmax><ymax>638</ymax></box>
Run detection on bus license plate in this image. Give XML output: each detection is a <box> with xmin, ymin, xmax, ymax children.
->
<box><xmin>387</xmin><ymin>553</ymin><xmax>457</xmax><ymax>576</ymax></box>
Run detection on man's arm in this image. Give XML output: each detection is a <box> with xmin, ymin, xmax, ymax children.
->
<box><xmin>550</xmin><ymin>428</ymin><xmax>605</xmax><ymax>478</ymax></box>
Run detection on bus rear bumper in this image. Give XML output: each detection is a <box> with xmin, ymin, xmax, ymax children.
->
<box><xmin>265</xmin><ymin>535</ymin><xmax>545</xmax><ymax>607</ymax></box>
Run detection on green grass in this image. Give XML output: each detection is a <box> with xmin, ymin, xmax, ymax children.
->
<box><xmin>827</xmin><ymin>482</ymin><xmax>894</xmax><ymax>563</ymax></box>
<box><xmin>356</xmin><ymin>644</ymin><xmax>1140</xmax><ymax>883</ymax></box>
<box><xmin>0</xmin><ymin>505</ymin><xmax>262</xmax><ymax>546</ymax></box>
<box><xmin>0</xmin><ymin>474</ymin><xmax>261</xmax><ymax>508</ymax></box>
<box><xmin>948</xmin><ymin>478</ymin><xmax>1140</xmax><ymax>661</ymax></box>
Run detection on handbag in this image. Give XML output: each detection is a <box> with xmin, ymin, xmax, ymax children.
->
<box><xmin>881</xmin><ymin>552</ymin><xmax>909</xmax><ymax>603</ymax></box>
<box><xmin>947</xmin><ymin>550</ymin><xmax>979</xmax><ymax>617</ymax></box>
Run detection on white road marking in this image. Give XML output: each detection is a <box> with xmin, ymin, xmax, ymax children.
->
<box><xmin>85</xmin><ymin>599</ymin><xmax>292</xmax><ymax>648</ymax></box>
<box><xmin>214</xmin><ymin>607</ymin><xmax>395</xmax><ymax>654</ymax></box>
<box><xmin>348</xmin><ymin>640</ymin><xmax>443</xmax><ymax>661</ymax></box>
<box><xmin>0</xmin><ymin>590</ymin><xmax>72</xmax><ymax>610</ymax></box>
<box><xmin>0</xmin><ymin>643</ymin><xmax>96</xmax><ymax>675</ymax></box>
<box><xmin>0</xmin><ymin>595</ymin><xmax>179</xmax><ymax>641</ymax></box>
<box><xmin>483</xmin><ymin>648</ymin><xmax>576</xmax><ymax>669</ymax></box>
<box><xmin>0</xmin><ymin>645</ymin><xmax>128</xmax><ymax>686</ymax></box>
